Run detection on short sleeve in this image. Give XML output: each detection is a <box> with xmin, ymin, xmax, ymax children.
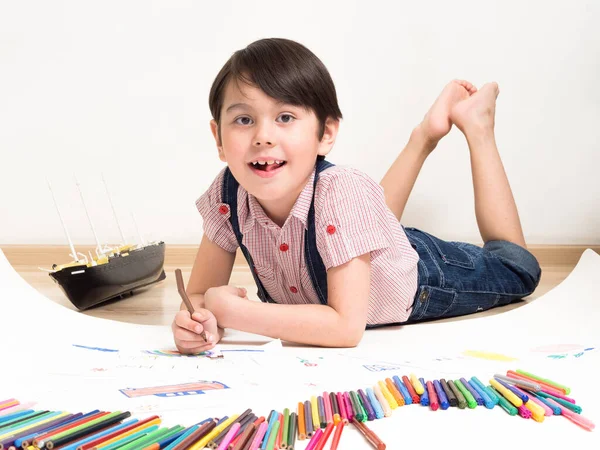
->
<box><xmin>195</xmin><ymin>168</ymin><xmax>239</xmax><ymax>253</ymax></box>
<box><xmin>315</xmin><ymin>168</ymin><xmax>390</xmax><ymax>270</ymax></box>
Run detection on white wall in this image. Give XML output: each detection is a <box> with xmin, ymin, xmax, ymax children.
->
<box><xmin>1</xmin><ymin>0</ymin><xmax>598</xmax><ymax>246</ymax></box>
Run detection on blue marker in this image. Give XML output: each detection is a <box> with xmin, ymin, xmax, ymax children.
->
<box><xmin>496</xmin><ymin>378</ymin><xmax>529</xmax><ymax>403</ymax></box>
<box><xmin>469</xmin><ymin>377</ymin><xmax>495</xmax><ymax>409</ymax></box>
<box><xmin>460</xmin><ymin>378</ymin><xmax>484</xmax><ymax>406</ymax></box>
<box><xmin>471</xmin><ymin>377</ymin><xmax>499</xmax><ymax>406</ymax></box>
<box><xmin>531</xmin><ymin>392</ymin><xmax>561</xmax><ymax>415</ymax></box>
<box><xmin>419</xmin><ymin>378</ymin><xmax>430</xmax><ymax>406</ymax></box>
<box><xmin>433</xmin><ymin>380</ymin><xmax>450</xmax><ymax>410</ymax></box>
<box><xmin>393</xmin><ymin>376</ymin><xmax>413</xmax><ymax>405</ymax></box>
<box><xmin>366</xmin><ymin>388</ymin><xmax>384</xmax><ymax>419</ymax></box>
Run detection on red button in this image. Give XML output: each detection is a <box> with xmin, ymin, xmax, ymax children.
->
<box><xmin>279</xmin><ymin>243</ymin><xmax>289</xmax><ymax>252</ymax></box>
<box><xmin>290</xmin><ymin>286</ymin><xmax>298</xmax><ymax>293</ymax></box>
<box><xmin>326</xmin><ymin>225</ymin><xmax>336</xmax><ymax>234</ymax></box>
<box><xmin>219</xmin><ymin>205</ymin><xmax>229</xmax><ymax>214</ymax></box>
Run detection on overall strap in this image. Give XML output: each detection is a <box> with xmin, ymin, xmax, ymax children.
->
<box><xmin>304</xmin><ymin>159</ymin><xmax>335</xmax><ymax>305</ymax></box>
<box><xmin>221</xmin><ymin>159</ymin><xmax>335</xmax><ymax>306</ymax></box>
<box><xmin>221</xmin><ymin>168</ymin><xmax>274</xmax><ymax>303</ymax></box>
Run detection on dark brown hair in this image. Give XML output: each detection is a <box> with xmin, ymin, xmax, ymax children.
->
<box><xmin>209</xmin><ymin>38</ymin><xmax>343</xmax><ymax>160</ymax></box>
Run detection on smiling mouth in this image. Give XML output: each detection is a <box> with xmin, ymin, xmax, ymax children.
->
<box><xmin>248</xmin><ymin>161</ymin><xmax>287</xmax><ymax>172</ymax></box>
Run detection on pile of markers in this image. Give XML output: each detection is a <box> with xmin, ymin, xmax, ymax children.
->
<box><xmin>0</xmin><ymin>369</ymin><xmax>594</xmax><ymax>450</ymax></box>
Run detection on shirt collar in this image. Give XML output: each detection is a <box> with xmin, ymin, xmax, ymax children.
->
<box><xmin>244</xmin><ymin>166</ymin><xmax>316</xmax><ymax>233</ymax></box>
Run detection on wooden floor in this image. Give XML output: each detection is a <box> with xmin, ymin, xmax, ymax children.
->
<box><xmin>2</xmin><ymin>245</ymin><xmax>588</xmax><ymax>327</ymax></box>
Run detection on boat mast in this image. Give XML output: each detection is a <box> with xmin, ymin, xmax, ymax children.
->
<box><xmin>74</xmin><ymin>175</ymin><xmax>105</xmax><ymax>256</ymax></box>
<box><xmin>131</xmin><ymin>211</ymin><xmax>146</xmax><ymax>247</ymax></box>
<box><xmin>46</xmin><ymin>178</ymin><xmax>79</xmax><ymax>262</ymax></box>
<box><xmin>102</xmin><ymin>174</ymin><xmax>126</xmax><ymax>245</ymax></box>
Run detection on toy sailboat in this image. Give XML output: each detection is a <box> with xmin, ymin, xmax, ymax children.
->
<box><xmin>45</xmin><ymin>176</ymin><xmax>166</xmax><ymax>310</ymax></box>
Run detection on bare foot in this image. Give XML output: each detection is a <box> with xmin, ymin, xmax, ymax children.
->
<box><xmin>450</xmin><ymin>82</ymin><xmax>499</xmax><ymax>137</ymax></box>
<box><xmin>419</xmin><ymin>79</ymin><xmax>477</xmax><ymax>146</ymax></box>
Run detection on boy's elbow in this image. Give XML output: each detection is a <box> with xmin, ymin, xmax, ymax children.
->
<box><xmin>337</xmin><ymin>323</ymin><xmax>365</xmax><ymax>348</ymax></box>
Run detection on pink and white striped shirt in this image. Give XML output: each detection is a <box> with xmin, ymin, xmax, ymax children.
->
<box><xmin>196</xmin><ymin>165</ymin><xmax>419</xmax><ymax>325</ymax></box>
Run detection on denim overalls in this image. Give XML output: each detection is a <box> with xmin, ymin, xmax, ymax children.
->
<box><xmin>221</xmin><ymin>160</ymin><xmax>543</xmax><ymax>326</ymax></box>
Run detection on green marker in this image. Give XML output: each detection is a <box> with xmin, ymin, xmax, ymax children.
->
<box><xmin>454</xmin><ymin>380</ymin><xmax>477</xmax><ymax>409</ymax></box>
<box><xmin>265</xmin><ymin>420</ymin><xmax>280</xmax><ymax>450</ymax></box>
<box><xmin>536</xmin><ymin>392</ymin><xmax>582</xmax><ymax>414</ymax></box>
<box><xmin>516</xmin><ymin>370</ymin><xmax>571</xmax><ymax>394</ymax></box>
<box><xmin>348</xmin><ymin>391</ymin><xmax>362</xmax><ymax>421</ymax></box>
<box><xmin>357</xmin><ymin>396</ymin><xmax>368</xmax><ymax>422</ymax></box>
<box><xmin>282</xmin><ymin>408</ymin><xmax>290</xmax><ymax>448</ymax></box>
<box><xmin>448</xmin><ymin>379</ymin><xmax>467</xmax><ymax>409</ymax></box>
<box><xmin>488</xmin><ymin>386</ymin><xmax>518</xmax><ymax>416</ymax></box>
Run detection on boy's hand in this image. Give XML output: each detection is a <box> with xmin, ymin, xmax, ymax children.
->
<box><xmin>172</xmin><ymin>308</ymin><xmax>220</xmax><ymax>354</ymax></box>
<box><xmin>204</xmin><ymin>285</ymin><xmax>249</xmax><ymax>327</ymax></box>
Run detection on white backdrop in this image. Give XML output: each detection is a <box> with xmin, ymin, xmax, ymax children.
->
<box><xmin>1</xmin><ymin>0</ymin><xmax>598</xmax><ymax>245</ymax></box>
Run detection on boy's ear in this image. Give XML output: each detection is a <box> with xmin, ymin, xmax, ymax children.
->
<box><xmin>317</xmin><ymin>117</ymin><xmax>340</xmax><ymax>158</ymax></box>
<box><xmin>210</xmin><ymin>120</ymin><xmax>226</xmax><ymax>162</ymax></box>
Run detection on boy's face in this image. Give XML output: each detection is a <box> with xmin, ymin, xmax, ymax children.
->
<box><xmin>210</xmin><ymin>79</ymin><xmax>339</xmax><ymax>217</ymax></box>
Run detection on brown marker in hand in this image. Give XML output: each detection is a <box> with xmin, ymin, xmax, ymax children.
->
<box><xmin>175</xmin><ymin>268</ymin><xmax>208</xmax><ymax>343</ymax></box>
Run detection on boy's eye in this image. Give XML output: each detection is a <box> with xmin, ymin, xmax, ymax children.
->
<box><xmin>278</xmin><ymin>114</ymin><xmax>295</xmax><ymax>123</ymax></box>
<box><xmin>233</xmin><ymin>114</ymin><xmax>296</xmax><ymax>126</ymax></box>
<box><xmin>235</xmin><ymin>116</ymin><xmax>252</xmax><ymax>126</ymax></box>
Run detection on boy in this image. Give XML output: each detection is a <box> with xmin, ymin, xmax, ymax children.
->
<box><xmin>172</xmin><ymin>38</ymin><xmax>541</xmax><ymax>352</ymax></box>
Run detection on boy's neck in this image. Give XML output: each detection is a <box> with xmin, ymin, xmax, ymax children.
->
<box><xmin>253</xmin><ymin>168</ymin><xmax>315</xmax><ymax>228</ymax></box>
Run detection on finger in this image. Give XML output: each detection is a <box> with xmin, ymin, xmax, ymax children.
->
<box><xmin>176</xmin><ymin>339</ymin><xmax>213</xmax><ymax>350</ymax></box>
<box><xmin>191</xmin><ymin>311</ymin><xmax>213</xmax><ymax>325</ymax></box>
<box><xmin>179</xmin><ymin>341</ymin><xmax>216</xmax><ymax>354</ymax></box>
<box><xmin>174</xmin><ymin>327</ymin><xmax>204</xmax><ymax>342</ymax></box>
<box><xmin>176</xmin><ymin>313</ymin><xmax>205</xmax><ymax>334</ymax></box>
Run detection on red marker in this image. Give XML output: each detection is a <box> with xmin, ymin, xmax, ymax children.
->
<box><xmin>427</xmin><ymin>381</ymin><xmax>439</xmax><ymax>411</ymax></box>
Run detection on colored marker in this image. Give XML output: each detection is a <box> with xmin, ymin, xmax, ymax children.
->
<box><xmin>468</xmin><ymin>377</ymin><xmax>494</xmax><ymax>409</ymax></box>
<box><xmin>460</xmin><ymin>378</ymin><xmax>484</xmax><ymax>406</ymax></box>
<box><xmin>402</xmin><ymin>376</ymin><xmax>420</xmax><ymax>404</ymax></box>
<box><xmin>357</xmin><ymin>389</ymin><xmax>376</xmax><ymax>421</ymax></box>
<box><xmin>489</xmin><ymin>379</ymin><xmax>523</xmax><ymax>408</ymax></box>
<box><xmin>470</xmin><ymin>377</ymin><xmax>498</xmax><ymax>406</ymax></box>
<box><xmin>418</xmin><ymin>378</ymin><xmax>429</xmax><ymax>406</ymax></box>
<box><xmin>433</xmin><ymin>380</ymin><xmax>449</xmax><ymax>410</ymax></box>
<box><xmin>426</xmin><ymin>381</ymin><xmax>439</xmax><ymax>411</ymax></box>
<box><xmin>496</xmin><ymin>379</ymin><xmax>528</xmax><ymax>403</ymax></box>
<box><xmin>515</xmin><ymin>369</ymin><xmax>570</xmax><ymax>394</ymax></box>
<box><xmin>454</xmin><ymin>380</ymin><xmax>477</xmax><ymax>409</ymax></box>
<box><xmin>410</xmin><ymin>374</ymin><xmax>425</xmax><ymax>395</ymax></box>
<box><xmin>392</xmin><ymin>376</ymin><xmax>412</xmax><ymax>405</ymax></box>
<box><xmin>366</xmin><ymin>388</ymin><xmax>384</xmax><ymax>419</ymax></box>
<box><xmin>488</xmin><ymin>386</ymin><xmax>518</xmax><ymax>416</ymax></box>
<box><xmin>440</xmin><ymin>379</ymin><xmax>457</xmax><ymax>407</ymax></box>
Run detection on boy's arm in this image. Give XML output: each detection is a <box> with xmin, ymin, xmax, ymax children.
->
<box><xmin>184</xmin><ymin>233</ymin><xmax>237</xmax><ymax>342</ymax></box>
<box><xmin>207</xmin><ymin>253</ymin><xmax>371</xmax><ymax>347</ymax></box>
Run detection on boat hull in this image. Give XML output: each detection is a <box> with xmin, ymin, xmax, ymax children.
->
<box><xmin>49</xmin><ymin>242</ymin><xmax>166</xmax><ymax>310</ymax></box>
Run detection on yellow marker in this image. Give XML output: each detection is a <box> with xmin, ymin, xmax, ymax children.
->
<box><xmin>373</xmin><ymin>384</ymin><xmax>392</xmax><ymax>417</ymax></box>
<box><xmin>378</xmin><ymin>381</ymin><xmax>398</xmax><ymax>409</ymax></box>
<box><xmin>190</xmin><ymin>414</ymin><xmax>238</xmax><ymax>450</ymax></box>
<box><xmin>410</xmin><ymin>373</ymin><xmax>425</xmax><ymax>395</ymax></box>
<box><xmin>333</xmin><ymin>413</ymin><xmax>341</xmax><ymax>425</ymax></box>
<box><xmin>310</xmin><ymin>396</ymin><xmax>320</xmax><ymax>430</ymax></box>
<box><xmin>524</xmin><ymin>400</ymin><xmax>545</xmax><ymax>423</ymax></box>
<box><xmin>96</xmin><ymin>418</ymin><xmax>162</xmax><ymax>448</ymax></box>
<box><xmin>489</xmin><ymin>379</ymin><xmax>523</xmax><ymax>408</ymax></box>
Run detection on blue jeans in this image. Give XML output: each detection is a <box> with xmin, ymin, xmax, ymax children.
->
<box><xmin>403</xmin><ymin>227</ymin><xmax>542</xmax><ymax>323</ymax></box>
